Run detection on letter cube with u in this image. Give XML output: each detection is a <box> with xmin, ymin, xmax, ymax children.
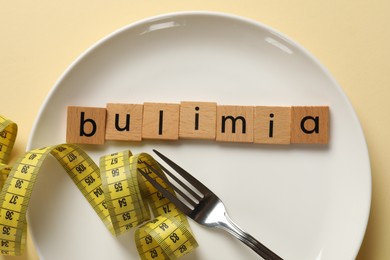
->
<box><xmin>105</xmin><ymin>103</ymin><xmax>143</xmax><ymax>141</ymax></box>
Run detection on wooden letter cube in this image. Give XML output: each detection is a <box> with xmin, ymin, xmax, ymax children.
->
<box><xmin>142</xmin><ymin>103</ymin><xmax>180</xmax><ymax>140</ymax></box>
<box><xmin>66</xmin><ymin>106</ymin><xmax>106</xmax><ymax>145</ymax></box>
<box><xmin>105</xmin><ymin>103</ymin><xmax>143</xmax><ymax>141</ymax></box>
<box><xmin>179</xmin><ymin>101</ymin><xmax>217</xmax><ymax>140</ymax></box>
<box><xmin>254</xmin><ymin>106</ymin><xmax>291</xmax><ymax>144</ymax></box>
<box><xmin>291</xmin><ymin>106</ymin><xmax>329</xmax><ymax>144</ymax></box>
<box><xmin>216</xmin><ymin>105</ymin><xmax>254</xmax><ymax>143</ymax></box>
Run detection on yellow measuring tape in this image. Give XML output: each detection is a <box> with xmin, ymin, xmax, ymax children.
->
<box><xmin>0</xmin><ymin>115</ymin><xmax>198</xmax><ymax>259</ymax></box>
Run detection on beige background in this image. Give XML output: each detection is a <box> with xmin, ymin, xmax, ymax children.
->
<box><xmin>1</xmin><ymin>1</ymin><xmax>389</xmax><ymax>259</ymax></box>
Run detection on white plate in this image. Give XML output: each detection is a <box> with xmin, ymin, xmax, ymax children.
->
<box><xmin>27</xmin><ymin>11</ymin><xmax>371</xmax><ymax>260</ymax></box>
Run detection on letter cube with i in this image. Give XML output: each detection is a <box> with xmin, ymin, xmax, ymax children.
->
<box><xmin>179</xmin><ymin>101</ymin><xmax>217</xmax><ymax>140</ymax></box>
<box><xmin>254</xmin><ymin>106</ymin><xmax>291</xmax><ymax>144</ymax></box>
<box><xmin>66</xmin><ymin>106</ymin><xmax>106</xmax><ymax>144</ymax></box>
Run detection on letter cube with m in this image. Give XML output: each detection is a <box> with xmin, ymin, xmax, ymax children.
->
<box><xmin>216</xmin><ymin>106</ymin><xmax>254</xmax><ymax>143</ymax></box>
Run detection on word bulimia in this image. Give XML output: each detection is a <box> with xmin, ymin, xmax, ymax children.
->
<box><xmin>66</xmin><ymin>102</ymin><xmax>329</xmax><ymax>145</ymax></box>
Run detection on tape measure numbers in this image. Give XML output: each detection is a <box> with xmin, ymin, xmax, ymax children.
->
<box><xmin>131</xmin><ymin>153</ymin><xmax>198</xmax><ymax>260</ymax></box>
<box><xmin>0</xmin><ymin>114</ymin><xmax>198</xmax><ymax>259</ymax></box>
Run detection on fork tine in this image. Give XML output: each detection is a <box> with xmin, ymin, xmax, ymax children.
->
<box><xmin>153</xmin><ymin>150</ymin><xmax>210</xmax><ymax>194</ymax></box>
<box><xmin>143</xmin><ymin>162</ymin><xmax>198</xmax><ymax>207</ymax></box>
<box><xmin>138</xmin><ymin>168</ymin><xmax>192</xmax><ymax>216</ymax></box>
<box><xmin>156</xmin><ymin>161</ymin><xmax>203</xmax><ymax>202</ymax></box>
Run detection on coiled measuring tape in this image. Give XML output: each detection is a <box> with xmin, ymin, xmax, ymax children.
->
<box><xmin>0</xmin><ymin>114</ymin><xmax>198</xmax><ymax>259</ymax></box>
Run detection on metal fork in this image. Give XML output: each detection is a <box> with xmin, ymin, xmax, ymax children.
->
<box><xmin>138</xmin><ymin>150</ymin><xmax>283</xmax><ymax>260</ymax></box>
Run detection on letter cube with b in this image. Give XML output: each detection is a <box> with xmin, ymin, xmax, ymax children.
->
<box><xmin>66</xmin><ymin>106</ymin><xmax>106</xmax><ymax>144</ymax></box>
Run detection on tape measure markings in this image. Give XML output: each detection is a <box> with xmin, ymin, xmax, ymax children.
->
<box><xmin>131</xmin><ymin>154</ymin><xmax>198</xmax><ymax>259</ymax></box>
<box><xmin>0</xmin><ymin>115</ymin><xmax>198</xmax><ymax>258</ymax></box>
<box><xmin>0</xmin><ymin>117</ymin><xmax>22</xmax><ymax>254</ymax></box>
<box><xmin>136</xmin><ymin>214</ymin><xmax>197</xmax><ymax>260</ymax></box>
<box><xmin>0</xmin><ymin>117</ymin><xmax>17</xmax><ymax>164</ymax></box>
<box><xmin>100</xmin><ymin>150</ymin><xmax>150</xmax><ymax>235</ymax></box>
<box><xmin>50</xmin><ymin>145</ymin><xmax>112</xmax><ymax>228</ymax></box>
<box><xmin>0</xmin><ymin>146</ymin><xmax>51</xmax><ymax>255</ymax></box>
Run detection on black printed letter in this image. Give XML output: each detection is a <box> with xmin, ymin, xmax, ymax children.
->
<box><xmin>80</xmin><ymin>112</ymin><xmax>97</xmax><ymax>137</ymax></box>
<box><xmin>115</xmin><ymin>113</ymin><xmax>130</xmax><ymax>131</ymax></box>
<box><xmin>301</xmin><ymin>116</ymin><xmax>319</xmax><ymax>134</ymax></box>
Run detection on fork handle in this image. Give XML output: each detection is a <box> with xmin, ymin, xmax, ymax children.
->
<box><xmin>218</xmin><ymin>213</ymin><xmax>283</xmax><ymax>260</ymax></box>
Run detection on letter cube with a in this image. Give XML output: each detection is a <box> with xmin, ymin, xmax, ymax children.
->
<box><xmin>290</xmin><ymin>106</ymin><xmax>329</xmax><ymax>144</ymax></box>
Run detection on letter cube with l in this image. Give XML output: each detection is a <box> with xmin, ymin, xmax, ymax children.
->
<box><xmin>142</xmin><ymin>103</ymin><xmax>180</xmax><ymax>140</ymax></box>
<box><xmin>66</xmin><ymin>106</ymin><xmax>106</xmax><ymax>144</ymax></box>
